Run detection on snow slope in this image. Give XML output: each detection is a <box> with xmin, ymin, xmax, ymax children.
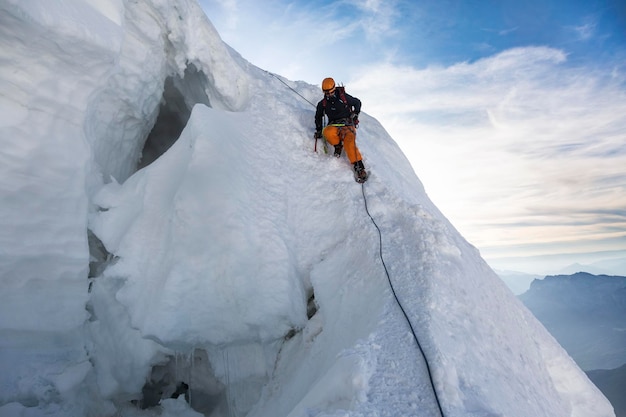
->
<box><xmin>0</xmin><ymin>1</ymin><xmax>615</xmax><ymax>416</ymax></box>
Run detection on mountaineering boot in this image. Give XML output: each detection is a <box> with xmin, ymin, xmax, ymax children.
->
<box><xmin>353</xmin><ymin>160</ymin><xmax>368</xmax><ymax>183</ymax></box>
<box><xmin>334</xmin><ymin>143</ymin><xmax>343</xmax><ymax>157</ymax></box>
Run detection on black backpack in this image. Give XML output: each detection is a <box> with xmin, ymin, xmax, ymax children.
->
<box><xmin>322</xmin><ymin>85</ymin><xmax>349</xmax><ymax>110</ymax></box>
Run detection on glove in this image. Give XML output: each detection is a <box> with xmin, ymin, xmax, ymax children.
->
<box><xmin>351</xmin><ymin>113</ymin><xmax>359</xmax><ymax>127</ymax></box>
<box><xmin>314</xmin><ymin>130</ymin><xmax>322</xmax><ymax>139</ymax></box>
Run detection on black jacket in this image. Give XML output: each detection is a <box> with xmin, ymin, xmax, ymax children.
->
<box><xmin>315</xmin><ymin>90</ymin><xmax>361</xmax><ymax>131</ymax></box>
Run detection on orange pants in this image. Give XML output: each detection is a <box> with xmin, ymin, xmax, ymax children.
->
<box><xmin>322</xmin><ymin>125</ymin><xmax>362</xmax><ymax>163</ymax></box>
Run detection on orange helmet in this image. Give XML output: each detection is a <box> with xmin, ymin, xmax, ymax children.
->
<box><xmin>321</xmin><ymin>77</ymin><xmax>335</xmax><ymax>92</ymax></box>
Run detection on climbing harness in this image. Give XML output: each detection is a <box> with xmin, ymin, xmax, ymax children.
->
<box><xmin>270</xmin><ymin>71</ymin><xmax>447</xmax><ymax>416</ymax></box>
<box><xmin>361</xmin><ymin>183</ymin><xmax>445</xmax><ymax>417</ymax></box>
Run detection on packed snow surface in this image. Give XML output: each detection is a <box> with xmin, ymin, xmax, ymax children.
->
<box><xmin>0</xmin><ymin>0</ymin><xmax>615</xmax><ymax>416</ymax></box>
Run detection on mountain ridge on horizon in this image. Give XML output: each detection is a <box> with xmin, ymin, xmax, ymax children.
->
<box><xmin>518</xmin><ymin>271</ymin><xmax>626</xmax><ymax>416</ymax></box>
<box><xmin>519</xmin><ymin>271</ymin><xmax>626</xmax><ymax>371</ymax></box>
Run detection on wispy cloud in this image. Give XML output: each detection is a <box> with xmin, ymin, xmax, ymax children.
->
<box><xmin>346</xmin><ymin>0</ymin><xmax>401</xmax><ymax>40</ymax></box>
<box><xmin>574</xmin><ymin>22</ymin><xmax>596</xmax><ymax>40</ymax></box>
<box><xmin>199</xmin><ymin>0</ymin><xmax>626</xmax><ymax>266</ymax></box>
<box><xmin>349</xmin><ymin>47</ymin><xmax>626</xmax><ymax>256</ymax></box>
<box><xmin>498</xmin><ymin>27</ymin><xmax>518</xmax><ymax>36</ymax></box>
<box><xmin>198</xmin><ymin>0</ymin><xmax>405</xmax><ymax>82</ymax></box>
<box><xmin>572</xmin><ymin>15</ymin><xmax>598</xmax><ymax>41</ymax></box>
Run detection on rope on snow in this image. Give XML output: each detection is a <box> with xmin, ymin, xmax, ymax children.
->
<box><xmin>360</xmin><ymin>183</ymin><xmax>445</xmax><ymax>417</ymax></box>
<box><xmin>265</xmin><ymin>70</ymin><xmax>317</xmax><ymax>108</ymax></box>
<box><xmin>272</xmin><ymin>73</ymin><xmax>447</xmax><ymax>416</ymax></box>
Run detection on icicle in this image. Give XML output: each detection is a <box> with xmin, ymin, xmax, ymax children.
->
<box><xmin>174</xmin><ymin>351</ymin><xmax>179</xmax><ymax>383</ymax></box>
<box><xmin>188</xmin><ymin>348</ymin><xmax>194</xmax><ymax>408</ymax></box>
<box><xmin>223</xmin><ymin>348</ymin><xmax>233</xmax><ymax>417</ymax></box>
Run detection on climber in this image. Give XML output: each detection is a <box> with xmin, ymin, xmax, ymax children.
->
<box><xmin>314</xmin><ymin>77</ymin><xmax>368</xmax><ymax>183</ymax></box>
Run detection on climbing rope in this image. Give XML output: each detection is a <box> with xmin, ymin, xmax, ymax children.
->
<box><xmin>264</xmin><ymin>70</ymin><xmax>317</xmax><ymax>107</ymax></box>
<box><xmin>361</xmin><ymin>183</ymin><xmax>445</xmax><ymax>417</ymax></box>
<box><xmin>270</xmin><ymin>71</ymin><xmax>446</xmax><ymax>416</ymax></box>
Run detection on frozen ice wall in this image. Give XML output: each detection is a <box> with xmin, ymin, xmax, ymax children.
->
<box><xmin>0</xmin><ymin>0</ymin><xmax>248</xmax><ymax>415</ymax></box>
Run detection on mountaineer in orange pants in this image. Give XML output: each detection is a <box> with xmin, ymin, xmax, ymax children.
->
<box><xmin>314</xmin><ymin>77</ymin><xmax>368</xmax><ymax>183</ymax></box>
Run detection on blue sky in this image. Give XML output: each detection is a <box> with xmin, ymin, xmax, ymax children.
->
<box><xmin>199</xmin><ymin>0</ymin><xmax>626</xmax><ymax>274</ymax></box>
